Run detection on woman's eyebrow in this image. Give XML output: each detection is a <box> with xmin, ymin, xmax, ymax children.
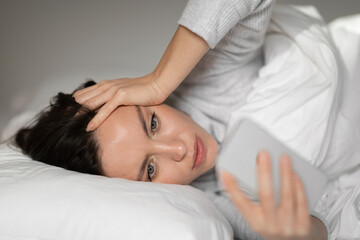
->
<box><xmin>137</xmin><ymin>154</ymin><xmax>149</xmax><ymax>181</ymax></box>
<box><xmin>135</xmin><ymin>106</ymin><xmax>149</xmax><ymax>138</ymax></box>
<box><xmin>135</xmin><ymin>106</ymin><xmax>150</xmax><ymax>181</ymax></box>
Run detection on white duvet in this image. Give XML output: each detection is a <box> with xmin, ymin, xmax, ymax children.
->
<box><xmin>314</xmin><ymin>14</ymin><xmax>360</xmax><ymax>239</ymax></box>
<box><xmin>1</xmin><ymin>4</ymin><xmax>360</xmax><ymax>240</ymax></box>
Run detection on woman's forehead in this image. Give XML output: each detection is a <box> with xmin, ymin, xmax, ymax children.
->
<box><xmin>96</xmin><ymin>106</ymin><xmax>144</xmax><ymax>155</ymax></box>
<box><xmin>96</xmin><ymin>106</ymin><xmax>145</xmax><ymax>178</ymax></box>
<box><xmin>97</xmin><ymin>106</ymin><xmax>140</xmax><ymax>139</ymax></box>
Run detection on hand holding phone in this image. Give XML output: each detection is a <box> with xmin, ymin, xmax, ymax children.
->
<box><xmin>216</xmin><ymin>119</ymin><xmax>327</xmax><ymax>210</ymax></box>
<box><xmin>220</xmin><ymin>151</ymin><xmax>320</xmax><ymax>239</ymax></box>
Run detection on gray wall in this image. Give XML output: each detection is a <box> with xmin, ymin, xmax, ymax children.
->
<box><xmin>1</xmin><ymin>0</ymin><xmax>359</xmax><ymax>133</ymax></box>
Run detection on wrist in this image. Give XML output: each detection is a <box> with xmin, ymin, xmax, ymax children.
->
<box><xmin>145</xmin><ymin>72</ymin><xmax>170</xmax><ymax>103</ymax></box>
<box><xmin>151</xmin><ymin>62</ymin><xmax>182</xmax><ymax>97</ymax></box>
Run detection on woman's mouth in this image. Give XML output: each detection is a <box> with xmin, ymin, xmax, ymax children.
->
<box><xmin>193</xmin><ymin>135</ymin><xmax>205</xmax><ymax>169</ymax></box>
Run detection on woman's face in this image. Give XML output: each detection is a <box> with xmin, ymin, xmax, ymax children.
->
<box><xmin>96</xmin><ymin>104</ymin><xmax>218</xmax><ymax>184</ymax></box>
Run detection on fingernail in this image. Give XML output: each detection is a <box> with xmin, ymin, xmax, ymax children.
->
<box><xmin>86</xmin><ymin>123</ymin><xmax>94</xmax><ymax>132</ymax></box>
<box><xmin>220</xmin><ymin>171</ymin><xmax>227</xmax><ymax>185</ymax></box>
<box><xmin>257</xmin><ymin>150</ymin><xmax>266</xmax><ymax>164</ymax></box>
<box><xmin>220</xmin><ymin>171</ymin><xmax>235</xmax><ymax>188</ymax></box>
<box><xmin>221</xmin><ymin>171</ymin><xmax>230</xmax><ymax>182</ymax></box>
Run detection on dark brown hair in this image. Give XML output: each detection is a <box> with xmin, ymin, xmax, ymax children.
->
<box><xmin>15</xmin><ymin>80</ymin><xmax>103</xmax><ymax>175</ymax></box>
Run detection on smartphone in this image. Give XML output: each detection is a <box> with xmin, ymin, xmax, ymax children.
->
<box><xmin>216</xmin><ymin>118</ymin><xmax>327</xmax><ymax>210</ymax></box>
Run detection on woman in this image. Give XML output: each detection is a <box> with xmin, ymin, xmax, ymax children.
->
<box><xmin>15</xmin><ymin>0</ymin><xmax>329</xmax><ymax>239</ymax></box>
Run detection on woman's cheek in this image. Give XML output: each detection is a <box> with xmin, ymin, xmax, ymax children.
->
<box><xmin>159</xmin><ymin>170</ymin><xmax>190</xmax><ymax>185</ymax></box>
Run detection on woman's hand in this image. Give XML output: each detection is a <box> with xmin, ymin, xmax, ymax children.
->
<box><xmin>221</xmin><ymin>151</ymin><xmax>327</xmax><ymax>240</ymax></box>
<box><xmin>73</xmin><ymin>26</ymin><xmax>209</xmax><ymax>132</ymax></box>
<box><xmin>73</xmin><ymin>74</ymin><xmax>168</xmax><ymax>131</ymax></box>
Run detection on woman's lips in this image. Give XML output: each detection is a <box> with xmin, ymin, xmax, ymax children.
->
<box><xmin>193</xmin><ymin>135</ymin><xmax>205</xmax><ymax>169</ymax></box>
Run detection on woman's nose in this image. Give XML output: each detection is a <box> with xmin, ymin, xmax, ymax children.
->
<box><xmin>152</xmin><ymin>139</ymin><xmax>187</xmax><ymax>161</ymax></box>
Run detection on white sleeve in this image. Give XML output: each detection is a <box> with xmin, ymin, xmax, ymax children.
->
<box><xmin>178</xmin><ymin>0</ymin><xmax>275</xmax><ymax>49</ymax></box>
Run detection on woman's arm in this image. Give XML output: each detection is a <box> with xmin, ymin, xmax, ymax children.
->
<box><xmin>74</xmin><ymin>25</ymin><xmax>209</xmax><ymax>131</ymax></box>
<box><xmin>221</xmin><ymin>151</ymin><xmax>327</xmax><ymax>240</ymax></box>
<box><xmin>74</xmin><ymin>0</ymin><xmax>274</xmax><ymax>131</ymax></box>
<box><xmin>152</xmin><ymin>25</ymin><xmax>210</xmax><ymax>97</ymax></box>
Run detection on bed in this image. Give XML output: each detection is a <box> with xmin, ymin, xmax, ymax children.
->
<box><xmin>1</xmin><ymin>4</ymin><xmax>360</xmax><ymax>240</ymax></box>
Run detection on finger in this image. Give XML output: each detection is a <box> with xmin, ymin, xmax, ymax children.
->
<box><xmin>257</xmin><ymin>151</ymin><xmax>276</xmax><ymax>218</ymax></box>
<box><xmin>76</xmin><ymin>89</ymin><xmax>103</xmax><ymax>106</ymax></box>
<box><xmin>73</xmin><ymin>83</ymin><xmax>99</xmax><ymax>98</ymax></box>
<box><xmin>82</xmin><ymin>87</ymin><xmax>118</xmax><ymax>110</ymax></box>
<box><xmin>279</xmin><ymin>155</ymin><xmax>295</xmax><ymax>235</ymax></box>
<box><xmin>221</xmin><ymin>171</ymin><xmax>255</xmax><ymax>218</ymax></box>
<box><xmin>294</xmin><ymin>173</ymin><xmax>311</xmax><ymax>235</ymax></box>
<box><xmin>74</xmin><ymin>83</ymin><xmax>113</xmax><ymax>105</ymax></box>
<box><xmin>86</xmin><ymin>99</ymin><xmax>119</xmax><ymax>131</ymax></box>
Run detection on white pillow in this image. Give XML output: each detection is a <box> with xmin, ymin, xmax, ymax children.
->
<box><xmin>0</xmin><ymin>142</ymin><xmax>233</xmax><ymax>240</ymax></box>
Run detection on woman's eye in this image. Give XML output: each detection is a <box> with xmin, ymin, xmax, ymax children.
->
<box><xmin>150</xmin><ymin>113</ymin><xmax>158</xmax><ymax>132</ymax></box>
<box><xmin>147</xmin><ymin>161</ymin><xmax>156</xmax><ymax>181</ymax></box>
